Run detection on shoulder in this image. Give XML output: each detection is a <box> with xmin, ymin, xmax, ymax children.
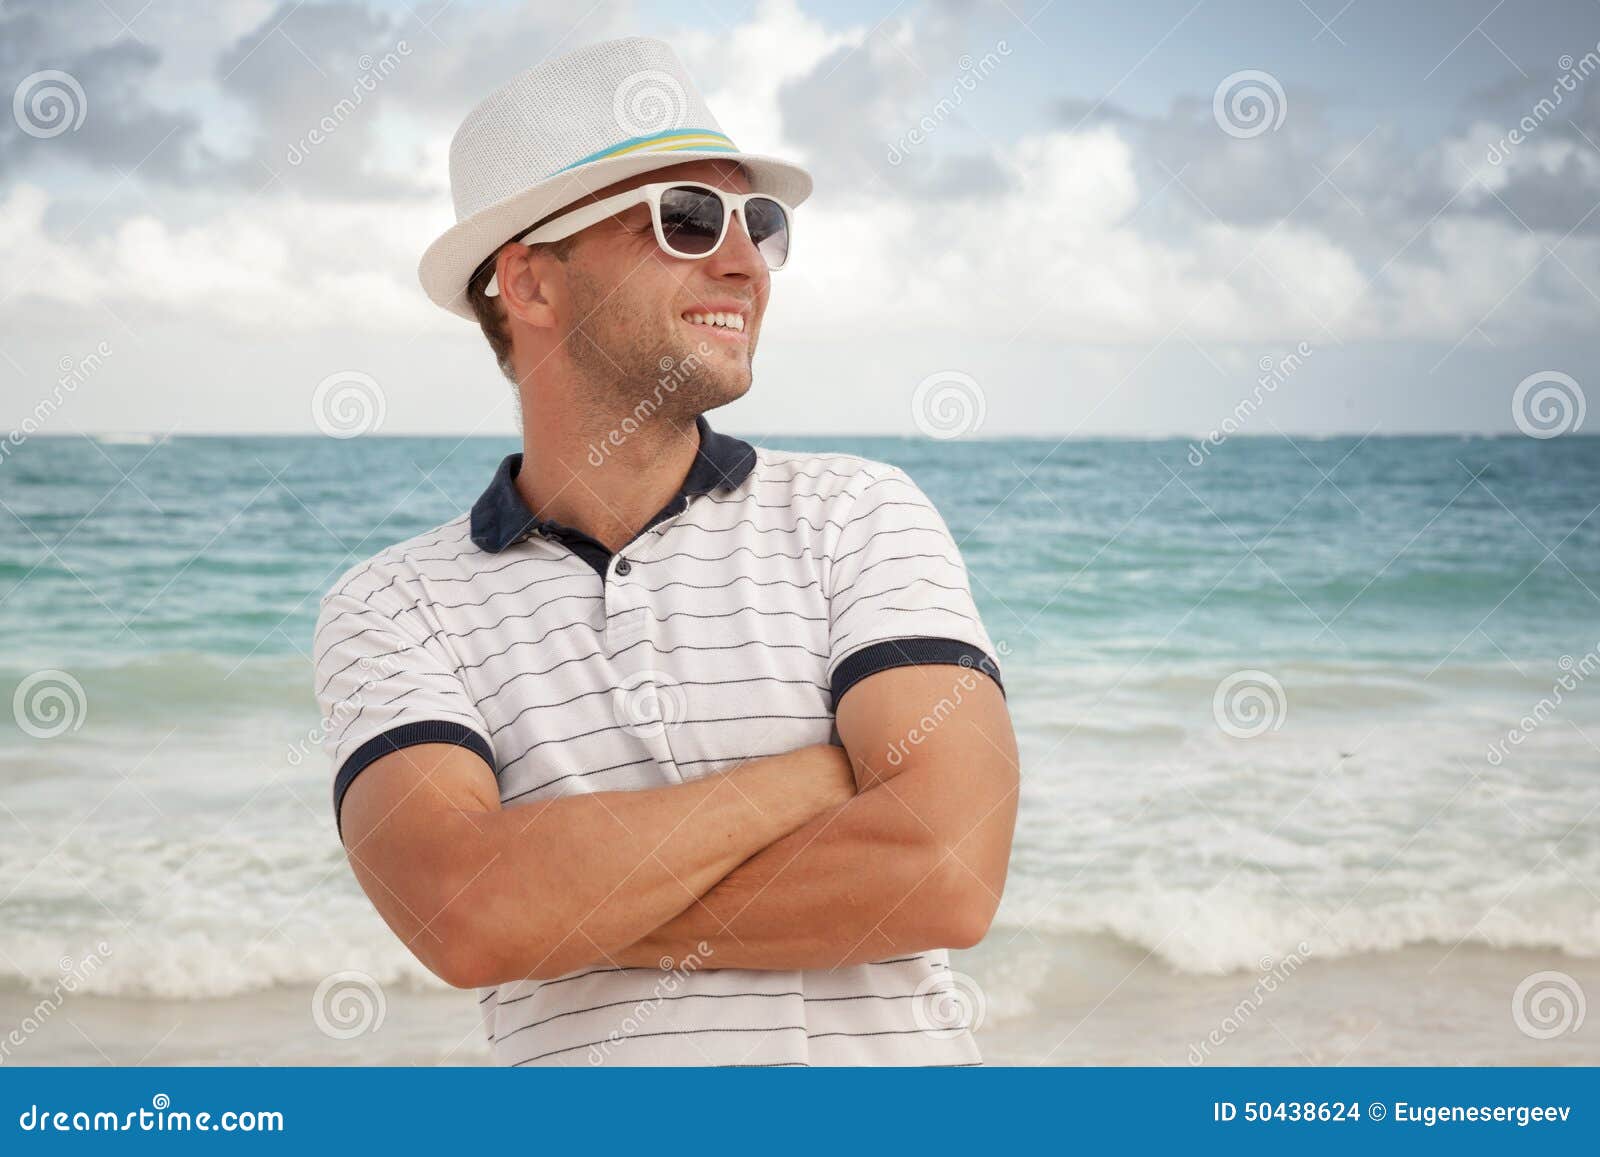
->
<box><xmin>749</xmin><ymin>445</ymin><xmax>910</xmax><ymax>508</ymax></box>
<box><xmin>318</xmin><ymin>512</ymin><xmax>478</xmax><ymax>612</ymax></box>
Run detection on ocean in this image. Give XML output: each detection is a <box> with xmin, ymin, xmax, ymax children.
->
<box><xmin>2</xmin><ymin>431</ymin><xmax>1597</xmax><ymax>1065</ymax></box>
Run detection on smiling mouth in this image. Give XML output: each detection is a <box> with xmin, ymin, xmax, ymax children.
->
<box><xmin>681</xmin><ymin>310</ymin><xmax>747</xmax><ymax>336</ymax></box>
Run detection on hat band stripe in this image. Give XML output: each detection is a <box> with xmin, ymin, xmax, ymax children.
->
<box><xmin>556</xmin><ymin>129</ymin><xmax>738</xmax><ymax>173</ymax></box>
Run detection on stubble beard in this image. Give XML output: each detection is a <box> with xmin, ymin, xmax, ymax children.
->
<box><xmin>564</xmin><ymin>269</ymin><xmax>752</xmax><ymax>430</ymax></box>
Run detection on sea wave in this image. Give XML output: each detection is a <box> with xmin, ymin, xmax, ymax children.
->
<box><xmin>0</xmin><ymin>650</ymin><xmax>311</xmax><ymax>725</ymax></box>
<box><xmin>992</xmin><ymin>885</ymin><xmax>1600</xmax><ymax>975</ymax></box>
<box><xmin>0</xmin><ymin>928</ymin><xmax>448</xmax><ymax>1000</ymax></box>
<box><xmin>3</xmin><ymin>892</ymin><xmax>1595</xmax><ymax>1000</ymax></box>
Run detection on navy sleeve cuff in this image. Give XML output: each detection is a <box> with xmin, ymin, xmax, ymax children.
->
<box><xmin>333</xmin><ymin>720</ymin><xmax>495</xmax><ymax>841</ymax></box>
<box><xmin>830</xmin><ymin>637</ymin><xmax>1005</xmax><ymax>708</ymax></box>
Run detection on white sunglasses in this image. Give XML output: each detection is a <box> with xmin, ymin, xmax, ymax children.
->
<box><xmin>483</xmin><ymin>181</ymin><xmax>793</xmax><ymax>297</ymax></box>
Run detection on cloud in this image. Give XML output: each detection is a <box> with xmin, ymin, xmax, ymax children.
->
<box><xmin>0</xmin><ymin>182</ymin><xmax>448</xmax><ymax>332</ymax></box>
<box><xmin>215</xmin><ymin>0</ymin><xmax>419</xmax><ymax>196</ymax></box>
<box><xmin>0</xmin><ymin>1</ymin><xmax>211</xmax><ymax>183</ymax></box>
<box><xmin>2</xmin><ymin>0</ymin><xmax>1598</xmax><ymax>360</ymax></box>
<box><xmin>741</xmin><ymin>0</ymin><xmax>1016</xmax><ymax>203</ymax></box>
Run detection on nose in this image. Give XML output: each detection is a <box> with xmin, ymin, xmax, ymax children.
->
<box><xmin>704</xmin><ymin>208</ymin><xmax>769</xmax><ymax>283</ymax></box>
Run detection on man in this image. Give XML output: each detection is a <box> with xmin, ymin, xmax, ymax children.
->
<box><xmin>313</xmin><ymin>36</ymin><xmax>1019</xmax><ymax>1067</ymax></box>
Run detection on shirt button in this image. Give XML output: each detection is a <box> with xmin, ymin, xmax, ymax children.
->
<box><xmin>614</xmin><ymin>557</ymin><xmax>632</xmax><ymax>576</ymax></box>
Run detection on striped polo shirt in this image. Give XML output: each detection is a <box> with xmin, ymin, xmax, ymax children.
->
<box><xmin>312</xmin><ymin>414</ymin><xmax>1005</xmax><ymax>1066</ymax></box>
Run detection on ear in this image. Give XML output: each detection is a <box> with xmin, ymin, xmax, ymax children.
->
<box><xmin>495</xmin><ymin>244</ymin><xmax>560</xmax><ymax>330</ymax></box>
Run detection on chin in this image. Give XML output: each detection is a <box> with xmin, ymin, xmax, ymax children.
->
<box><xmin>689</xmin><ymin>366</ymin><xmax>752</xmax><ymax>410</ymax></box>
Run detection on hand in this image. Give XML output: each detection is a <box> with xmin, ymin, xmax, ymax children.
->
<box><xmin>809</xmin><ymin>742</ymin><xmax>858</xmax><ymax>809</ymax></box>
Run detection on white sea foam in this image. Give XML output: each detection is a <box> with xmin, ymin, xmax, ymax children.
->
<box><xmin>991</xmin><ymin>883</ymin><xmax>1600</xmax><ymax>976</ymax></box>
<box><xmin>1</xmin><ymin>641</ymin><xmax>1596</xmax><ymax>997</ymax></box>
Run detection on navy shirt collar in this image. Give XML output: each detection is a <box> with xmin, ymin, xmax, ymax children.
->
<box><xmin>471</xmin><ymin>412</ymin><xmax>757</xmax><ymax>555</ymax></box>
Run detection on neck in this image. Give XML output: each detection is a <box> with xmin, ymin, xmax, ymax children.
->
<box><xmin>514</xmin><ymin>388</ymin><xmax>702</xmax><ymax>553</ymax></box>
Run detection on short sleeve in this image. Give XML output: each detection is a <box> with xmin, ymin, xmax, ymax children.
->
<box><xmin>825</xmin><ymin>465</ymin><xmax>1004</xmax><ymax>706</ymax></box>
<box><xmin>312</xmin><ymin>588</ymin><xmax>494</xmax><ymax>840</ymax></box>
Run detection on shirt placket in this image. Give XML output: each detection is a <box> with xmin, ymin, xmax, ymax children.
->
<box><xmin>601</xmin><ymin>527</ymin><xmax>683</xmax><ymax>784</ymax></box>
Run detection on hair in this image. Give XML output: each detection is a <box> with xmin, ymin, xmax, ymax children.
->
<box><xmin>467</xmin><ymin>233</ymin><xmax>579</xmax><ymax>383</ymax></box>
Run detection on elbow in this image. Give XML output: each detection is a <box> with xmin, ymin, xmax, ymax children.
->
<box><xmin>426</xmin><ymin>907</ymin><xmax>584</xmax><ymax>989</ymax></box>
<box><xmin>420</xmin><ymin>918</ymin><xmax>502</xmax><ymax>990</ymax></box>
<box><xmin>939</xmin><ymin>890</ymin><xmax>997</xmax><ymax>950</ymax></box>
<box><xmin>924</xmin><ymin>846</ymin><xmax>1001</xmax><ymax>950</ymax></box>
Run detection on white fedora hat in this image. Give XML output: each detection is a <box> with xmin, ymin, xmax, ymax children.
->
<box><xmin>419</xmin><ymin>36</ymin><xmax>813</xmax><ymax>320</ymax></box>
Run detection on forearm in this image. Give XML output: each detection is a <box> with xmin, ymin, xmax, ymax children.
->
<box><xmin>435</xmin><ymin>744</ymin><xmax>851</xmax><ymax>984</ymax></box>
<box><xmin>615</xmin><ymin>760</ymin><xmax>1016</xmax><ymax>971</ymax></box>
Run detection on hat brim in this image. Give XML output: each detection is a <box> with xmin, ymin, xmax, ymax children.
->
<box><xmin>418</xmin><ymin>150</ymin><xmax>813</xmax><ymax>320</ymax></box>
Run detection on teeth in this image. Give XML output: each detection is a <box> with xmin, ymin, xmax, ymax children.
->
<box><xmin>686</xmin><ymin>312</ymin><xmax>744</xmax><ymax>331</ymax></box>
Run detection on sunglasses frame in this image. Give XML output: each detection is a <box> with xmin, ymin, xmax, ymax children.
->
<box><xmin>483</xmin><ymin>181</ymin><xmax>794</xmax><ymax>297</ymax></box>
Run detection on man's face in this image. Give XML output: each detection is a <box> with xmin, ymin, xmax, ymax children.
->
<box><xmin>554</xmin><ymin>159</ymin><xmax>772</xmax><ymax>417</ymax></box>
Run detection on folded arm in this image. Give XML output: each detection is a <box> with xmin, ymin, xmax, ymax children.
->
<box><xmin>612</xmin><ymin>662</ymin><xmax>1019</xmax><ymax>970</ymax></box>
<box><xmin>337</xmin><ymin>740</ymin><xmax>856</xmax><ymax>988</ymax></box>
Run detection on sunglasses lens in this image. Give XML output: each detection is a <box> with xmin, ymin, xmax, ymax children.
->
<box><xmin>659</xmin><ymin>187</ymin><xmax>726</xmax><ymax>256</ymax></box>
<box><xmin>743</xmin><ymin>197</ymin><xmax>789</xmax><ymax>268</ymax></box>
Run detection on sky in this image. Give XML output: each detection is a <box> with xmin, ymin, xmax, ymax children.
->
<box><xmin>1</xmin><ymin>0</ymin><xmax>1598</xmax><ymax>436</ymax></box>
